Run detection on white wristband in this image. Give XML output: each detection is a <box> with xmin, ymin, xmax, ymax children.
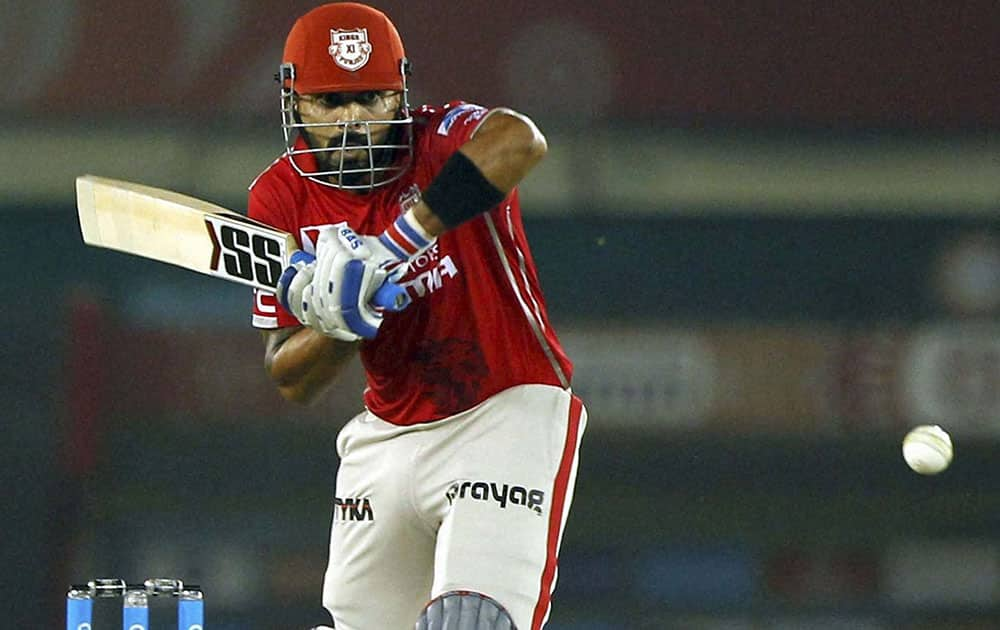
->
<box><xmin>377</xmin><ymin>209</ymin><xmax>436</xmax><ymax>262</ymax></box>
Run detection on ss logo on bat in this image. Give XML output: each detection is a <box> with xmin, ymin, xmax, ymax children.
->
<box><xmin>205</xmin><ymin>216</ymin><xmax>285</xmax><ymax>288</ymax></box>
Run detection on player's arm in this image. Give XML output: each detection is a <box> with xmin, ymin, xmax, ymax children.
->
<box><xmin>414</xmin><ymin>108</ymin><xmax>547</xmax><ymax>237</ymax></box>
<box><xmin>266</xmin><ymin>227</ymin><xmax>397</xmax><ymax>404</ymax></box>
<box><xmin>368</xmin><ymin>108</ymin><xmax>546</xmax><ymax>270</ymax></box>
<box><xmin>263</xmin><ymin>327</ymin><xmax>360</xmax><ymax>404</ymax></box>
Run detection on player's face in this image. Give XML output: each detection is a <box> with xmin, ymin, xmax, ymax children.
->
<box><xmin>295</xmin><ymin>90</ymin><xmax>403</xmax><ymax>187</ymax></box>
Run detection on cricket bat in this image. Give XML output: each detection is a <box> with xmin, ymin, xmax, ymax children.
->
<box><xmin>75</xmin><ymin>175</ymin><xmax>406</xmax><ymax>309</ymax></box>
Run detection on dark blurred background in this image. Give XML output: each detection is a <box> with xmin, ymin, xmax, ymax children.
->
<box><xmin>3</xmin><ymin>1</ymin><xmax>1000</xmax><ymax>628</ymax></box>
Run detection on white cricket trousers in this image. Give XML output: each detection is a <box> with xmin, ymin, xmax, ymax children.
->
<box><xmin>322</xmin><ymin>384</ymin><xmax>587</xmax><ymax>630</ymax></box>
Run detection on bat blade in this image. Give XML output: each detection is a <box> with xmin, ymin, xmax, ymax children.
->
<box><xmin>76</xmin><ymin>175</ymin><xmax>294</xmax><ymax>290</ymax></box>
<box><xmin>75</xmin><ymin>175</ymin><xmax>409</xmax><ymax>310</ymax></box>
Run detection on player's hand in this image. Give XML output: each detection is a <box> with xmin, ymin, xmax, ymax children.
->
<box><xmin>277</xmin><ymin>228</ymin><xmax>411</xmax><ymax>340</ymax></box>
<box><xmin>311</xmin><ymin>226</ymin><xmax>398</xmax><ymax>340</ymax></box>
<box><xmin>276</xmin><ymin>250</ymin><xmax>352</xmax><ymax>338</ymax></box>
<box><xmin>277</xmin><ymin>248</ymin><xmax>360</xmax><ymax>341</ymax></box>
<box><xmin>362</xmin><ymin>235</ymin><xmax>413</xmax><ymax>282</ymax></box>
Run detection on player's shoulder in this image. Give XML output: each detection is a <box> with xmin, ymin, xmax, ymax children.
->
<box><xmin>249</xmin><ymin>152</ymin><xmax>298</xmax><ymax>194</ymax></box>
<box><xmin>413</xmin><ymin>100</ymin><xmax>491</xmax><ymax>138</ymax></box>
<box><xmin>248</xmin><ymin>152</ymin><xmax>305</xmax><ymax>208</ymax></box>
<box><xmin>246</xmin><ymin>153</ymin><xmax>305</xmax><ymax>228</ymax></box>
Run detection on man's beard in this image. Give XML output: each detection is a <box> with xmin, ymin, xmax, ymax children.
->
<box><xmin>311</xmin><ymin>130</ymin><xmax>397</xmax><ymax>188</ymax></box>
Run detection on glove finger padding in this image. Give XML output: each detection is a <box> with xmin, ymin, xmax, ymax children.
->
<box><xmin>311</xmin><ymin>226</ymin><xmax>389</xmax><ymax>340</ymax></box>
<box><xmin>277</xmin><ymin>250</ymin><xmax>317</xmax><ymax>325</ymax></box>
<box><xmin>311</xmin><ymin>243</ymin><xmax>360</xmax><ymax>340</ymax></box>
<box><xmin>338</xmin><ymin>259</ymin><xmax>389</xmax><ymax>339</ymax></box>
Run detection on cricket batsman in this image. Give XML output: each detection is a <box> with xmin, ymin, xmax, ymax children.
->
<box><xmin>249</xmin><ymin>3</ymin><xmax>588</xmax><ymax>628</ymax></box>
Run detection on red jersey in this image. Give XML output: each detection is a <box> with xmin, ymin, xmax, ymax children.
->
<box><xmin>249</xmin><ymin>101</ymin><xmax>573</xmax><ymax>425</ymax></box>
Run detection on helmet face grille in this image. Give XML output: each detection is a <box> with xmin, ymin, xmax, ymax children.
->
<box><xmin>279</xmin><ymin>61</ymin><xmax>414</xmax><ymax>192</ymax></box>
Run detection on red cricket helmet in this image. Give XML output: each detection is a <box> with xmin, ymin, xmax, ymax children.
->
<box><xmin>278</xmin><ymin>2</ymin><xmax>413</xmax><ymax>191</ymax></box>
<box><xmin>281</xmin><ymin>2</ymin><xmax>407</xmax><ymax>93</ymax></box>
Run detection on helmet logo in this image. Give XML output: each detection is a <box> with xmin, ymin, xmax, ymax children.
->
<box><xmin>328</xmin><ymin>28</ymin><xmax>372</xmax><ymax>71</ymax></box>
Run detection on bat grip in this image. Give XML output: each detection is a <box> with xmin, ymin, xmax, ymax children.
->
<box><xmin>290</xmin><ymin>250</ymin><xmax>410</xmax><ymax>312</ymax></box>
<box><xmin>373</xmin><ymin>281</ymin><xmax>410</xmax><ymax>312</ymax></box>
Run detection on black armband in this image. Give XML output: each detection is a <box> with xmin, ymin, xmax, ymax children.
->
<box><xmin>422</xmin><ymin>151</ymin><xmax>506</xmax><ymax>229</ymax></box>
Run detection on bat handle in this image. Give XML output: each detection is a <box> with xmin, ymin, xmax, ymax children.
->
<box><xmin>372</xmin><ymin>281</ymin><xmax>410</xmax><ymax>312</ymax></box>
<box><xmin>289</xmin><ymin>250</ymin><xmax>410</xmax><ymax>312</ymax></box>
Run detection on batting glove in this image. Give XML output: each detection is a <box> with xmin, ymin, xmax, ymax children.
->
<box><xmin>276</xmin><ymin>250</ymin><xmax>341</xmax><ymax>336</ymax></box>
<box><xmin>277</xmin><ymin>229</ymin><xmax>410</xmax><ymax>340</ymax></box>
<box><xmin>310</xmin><ymin>225</ymin><xmax>410</xmax><ymax>340</ymax></box>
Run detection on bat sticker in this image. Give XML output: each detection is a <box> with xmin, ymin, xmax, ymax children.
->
<box><xmin>204</xmin><ymin>215</ymin><xmax>286</xmax><ymax>289</ymax></box>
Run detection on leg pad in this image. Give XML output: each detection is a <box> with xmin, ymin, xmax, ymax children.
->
<box><xmin>415</xmin><ymin>591</ymin><xmax>517</xmax><ymax>630</ymax></box>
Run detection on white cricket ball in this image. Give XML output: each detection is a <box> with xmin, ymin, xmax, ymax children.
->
<box><xmin>902</xmin><ymin>424</ymin><xmax>953</xmax><ymax>475</ymax></box>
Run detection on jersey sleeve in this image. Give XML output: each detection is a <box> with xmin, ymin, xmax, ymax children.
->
<box><xmin>419</xmin><ymin>101</ymin><xmax>493</xmax><ymax>162</ymax></box>
<box><xmin>247</xmin><ymin>175</ymin><xmax>301</xmax><ymax>330</ymax></box>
